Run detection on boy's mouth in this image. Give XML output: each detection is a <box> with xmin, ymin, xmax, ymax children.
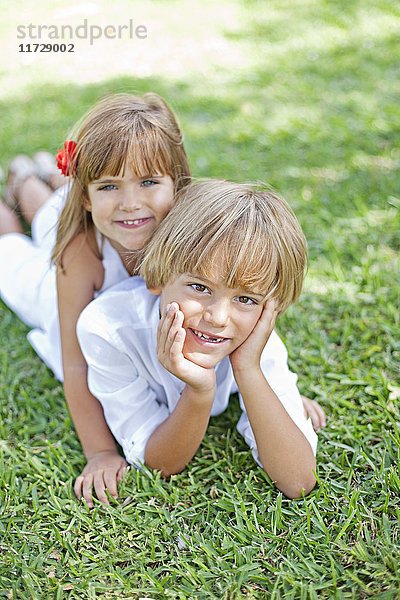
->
<box><xmin>189</xmin><ymin>328</ymin><xmax>229</xmax><ymax>345</ymax></box>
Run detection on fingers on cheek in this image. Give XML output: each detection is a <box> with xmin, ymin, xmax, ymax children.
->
<box><xmin>177</xmin><ymin>310</ymin><xmax>185</xmax><ymax>327</ymax></box>
<box><xmin>167</xmin><ymin>314</ymin><xmax>178</xmax><ymax>344</ymax></box>
<box><xmin>163</xmin><ymin>303</ymin><xmax>171</xmax><ymax>318</ymax></box>
<box><xmin>160</xmin><ymin>305</ymin><xmax>175</xmax><ymax>332</ymax></box>
<box><xmin>175</xmin><ymin>311</ymin><xmax>186</xmax><ymax>340</ymax></box>
<box><xmin>172</xmin><ymin>328</ymin><xmax>185</xmax><ymax>350</ymax></box>
<box><xmin>170</xmin><ymin>309</ymin><xmax>184</xmax><ymax>334</ymax></box>
<box><xmin>160</xmin><ymin>313</ymin><xmax>172</xmax><ymax>336</ymax></box>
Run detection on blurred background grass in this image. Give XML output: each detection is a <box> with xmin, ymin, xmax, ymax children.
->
<box><xmin>1</xmin><ymin>0</ymin><xmax>399</xmax><ymax>597</ymax></box>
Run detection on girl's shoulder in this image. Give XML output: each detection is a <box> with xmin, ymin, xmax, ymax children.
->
<box><xmin>59</xmin><ymin>226</ymin><xmax>104</xmax><ymax>290</ymax></box>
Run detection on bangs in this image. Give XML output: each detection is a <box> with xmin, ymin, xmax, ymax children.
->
<box><xmin>175</xmin><ymin>210</ymin><xmax>280</xmax><ymax>298</ymax></box>
<box><xmin>141</xmin><ymin>180</ymin><xmax>307</xmax><ymax>313</ymax></box>
<box><xmin>77</xmin><ymin>118</ymin><xmax>179</xmax><ymax>184</ymax></box>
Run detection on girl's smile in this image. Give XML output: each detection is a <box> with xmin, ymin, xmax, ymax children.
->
<box><xmin>114</xmin><ymin>216</ymin><xmax>154</xmax><ymax>229</ymax></box>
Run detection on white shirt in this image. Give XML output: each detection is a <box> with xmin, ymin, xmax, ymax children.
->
<box><xmin>77</xmin><ymin>278</ymin><xmax>317</xmax><ymax>467</ymax></box>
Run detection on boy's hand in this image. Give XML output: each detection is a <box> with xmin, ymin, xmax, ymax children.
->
<box><xmin>157</xmin><ymin>302</ymin><xmax>216</xmax><ymax>394</ymax></box>
<box><xmin>74</xmin><ymin>450</ymin><xmax>129</xmax><ymax>508</ymax></box>
<box><xmin>230</xmin><ymin>298</ymin><xmax>280</xmax><ymax>373</ymax></box>
<box><xmin>302</xmin><ymin>396</ymin><xmax>327</xmax><ymax>431</ymax></box>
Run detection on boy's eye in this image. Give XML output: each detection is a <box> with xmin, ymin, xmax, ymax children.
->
<box><xmin>237</xmin><ymin>296</ymin><xmax>257</xmax><ymax>305</ymax></box>
<box><xmin>189</xmin><ymin>283</ymin><xmax>208</xmax><ymax>293</ymax></box>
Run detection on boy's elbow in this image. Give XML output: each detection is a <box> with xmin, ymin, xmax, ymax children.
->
<box><xmin>159</xmin><ymin>467</ymin><xmax>185</xmax><ymax>479</ymax></box>
<box><xmin>275</xmin><ymin>472</ymin><xmax>317</xmax><ymax>499</ymax></box>
<box><xmin>145</xmin><ymin>460</ymin><xmax>186</xmax><ymax>479</ymax></box>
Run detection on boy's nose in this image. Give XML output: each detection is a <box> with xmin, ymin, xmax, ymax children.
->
<box><xmin>203</xmin><ymin>299</ymin><xmax>230</xmax><ymax>327</ymax></box>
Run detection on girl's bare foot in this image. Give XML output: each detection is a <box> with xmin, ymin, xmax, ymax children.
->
<box><xmin>13</xmin><ymin>176</ymin><xmax>53</xmax><ymax>225</ymax></box>
<box><xmin>33</xmin><ymin>151</ymin><xmax>66</xmax><ymax>190</ymax></box>
<box><xmin>6</xmin><ymin>155</ymin><xmax>54</xmax><ymax>225</ymax></box>
<box><xmin>0</xmin><ymin>200</ymin><xmax>23</xmax><ymax>235</ymax></box>
<box><xmin>5</xmin><ymin>155</ymin><xmax>36</xmax><ymax>209</ymax></box>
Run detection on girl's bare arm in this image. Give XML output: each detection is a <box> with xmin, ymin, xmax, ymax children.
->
<box><xmin>57</xmin><ymin>231</ymin><xmax>127</xmax><ymax>505</ymax></box>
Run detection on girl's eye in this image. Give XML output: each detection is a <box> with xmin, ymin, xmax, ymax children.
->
<box><xmin>189</xmin><ymin>283</ymin><xmax>208</xmax><ymax>293</ymax></box>
<box><xmin>141</xmin><ymin>179</ymin><xmax>158</xmax><ymax>187</ymax></box>
<box><xmin>237</xmin><ymin>296</ymin><xmax>257</xmax><ymax>305</ymax></box>
<box><xmin>98</xmin><ymin>184</ymin><xmax>117</xmax><ymax>191</ymax></box>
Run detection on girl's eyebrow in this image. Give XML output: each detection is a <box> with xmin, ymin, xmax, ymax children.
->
<box><xmin>91</xmin><ymin>174</ymin><xmax>164</xmax><ymax>184</ymax></box>
<box><xmin>91</xmin><ymin>178</ymin><xmax>120</xmax><ymax>184</ymax></box>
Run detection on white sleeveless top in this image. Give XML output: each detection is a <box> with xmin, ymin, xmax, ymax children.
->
<box><xmin>0</xmin><ymin>184</ymin><xmax>130</xmax><ymax>381</ymax></box>
<box><xmin>28</xmin><ymin>232</ymin><xmax>129</xmax><ymax>381</ymax></box>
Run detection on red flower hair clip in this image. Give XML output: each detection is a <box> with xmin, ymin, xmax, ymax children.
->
<box><xmin>55</xmin><ymin>140</ymin><xmax>77</xmax><ymax>176</ymax></box>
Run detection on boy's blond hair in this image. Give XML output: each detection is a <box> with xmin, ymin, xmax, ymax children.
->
<box><xmin>52</xmin><ymin>93</ymin><xmax>190</xmax><ymax>267</ymax></box>
<box><xmin>141</xmin><ymin>180</ymin><xmax>307</xmax><ymax>312</ymax></box>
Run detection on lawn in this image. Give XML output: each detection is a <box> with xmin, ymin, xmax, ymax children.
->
<box><xmin>0</xmin><ymin>0</ymin><xmax>399</xmax><ymax>597</ymax></box>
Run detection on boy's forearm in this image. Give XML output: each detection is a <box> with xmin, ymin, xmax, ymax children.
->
<box><xmin>234</xmin><ymin>368</ymin><xmax>316</xmax><ymax>498</ymax></box>
<box><xmin>63</xmin><ymin>367</ymin><xmax>117</xmax><ymax>459</ymax></box>
<box><xmin>144</xmin><ymin>385</ymin><xmax>215</xmax><ymax>477</ymax></box>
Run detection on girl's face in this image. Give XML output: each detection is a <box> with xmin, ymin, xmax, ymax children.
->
<box><xmin>159</xmin><ymin>271</ymin><xmax>265</xmax><ymax>369</ymax></box>
<box><xmin>86</xmin><ymin>165</ymin><xmax>175</xmax><ymax>253</ymax></box>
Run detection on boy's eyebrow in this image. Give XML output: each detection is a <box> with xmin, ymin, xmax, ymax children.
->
<box><xmin>187</xmin><ymin>273</ymin><xmax>215</xmax><ymax>285</ymax></box>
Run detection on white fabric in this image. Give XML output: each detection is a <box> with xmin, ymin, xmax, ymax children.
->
<box><xmin>0</xmin><ymin>184</ymin><xmax>129</xmax><ymax>381</ymax></box>
<box><xmin>77</xmin><ymin>277</ymin><xmax>318</xmax><ymax>468</ymax></box>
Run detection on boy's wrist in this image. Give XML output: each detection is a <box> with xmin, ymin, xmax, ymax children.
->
<box><xmin>232</xmin><ymin>363</ymin><xmax>262</xmax><ymax>376</ymax></box>
<box><xmin>232</xmin><ymin>364</ymin><xmax>263</xmax><ymax>384</ymax></box>
<box><xmin>184</xmin><ymin>382</ymin><xmax>216</xmax><ymax>404</ymax></box>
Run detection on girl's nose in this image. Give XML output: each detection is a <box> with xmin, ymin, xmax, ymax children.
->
<box><xmin>203</xmin><ymin>299</ymin><xmax>230</xmax><ymax>327</ymax></box>
<box><xmin>119</xmin><ymin>189</ymin><xmax>143</xmax><ymax>211</ymax></box>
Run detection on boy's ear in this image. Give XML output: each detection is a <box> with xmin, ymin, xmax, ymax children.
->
<box><xmin>147</xmin><ymin>286</ymin><xmax>162</xmax><ymax>295</ymax></box>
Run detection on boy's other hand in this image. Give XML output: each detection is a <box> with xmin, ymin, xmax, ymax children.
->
<box><xmin>301</xmin><ymin>396</ymin><xmax>327</xmax><ymax>431</ymax></box>
<box><xmin>74</xmin><ymin>450</ymin><xmax>129</xmax><ymax>508</ymax></box>
<box><xmin>230</xmin><ymin>298</ymin><xmax>279</xmax><ymax>373</ymax></box>
<box><xmin>157</xmin><ymin>302</ymin><xmax>216</xmax><ymax>394</ymax></box>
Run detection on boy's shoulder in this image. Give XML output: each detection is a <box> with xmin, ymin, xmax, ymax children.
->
<box><xmin>97</xmin><ymin>275</ymin><xmax>148</xmax><ymax>299</ymax></box>
<box><xmin>78</xmin><ymin>276</ymin><xmax>159</xmax><ymax>336</ymax></box>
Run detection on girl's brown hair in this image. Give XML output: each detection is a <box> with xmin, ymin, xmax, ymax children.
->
<box><xmin>52</xmin><ymin>93</ymin><xmax>190</xmax><ymax>268</ymax></box>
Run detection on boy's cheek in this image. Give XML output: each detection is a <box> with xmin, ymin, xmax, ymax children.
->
<box><xmin>228</xmin><ymin>338</ymin><xmax>243</xmax><ymax>354</ymax></box>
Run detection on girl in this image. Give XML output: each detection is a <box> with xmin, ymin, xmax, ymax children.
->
<box><xmin>0</xmin><ymin>93</ymin><xmax>191</xmax><ymax>507</ymax></box>
<box><xmin>77</xmin><ymin>180</ymin><xmax>319</xmax><ymax>499</ymax></box>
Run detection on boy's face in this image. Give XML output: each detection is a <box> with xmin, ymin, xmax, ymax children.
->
<box><xmin>159</xmin><ymin>272</ymin><xmax>265</xmax><ymax>369</ymax></box>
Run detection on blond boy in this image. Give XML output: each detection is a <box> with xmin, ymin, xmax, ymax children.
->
<box><xmin>78</xmin><ymin>180</ymin><xmax>317</xmax><ymax>499</ymax></box>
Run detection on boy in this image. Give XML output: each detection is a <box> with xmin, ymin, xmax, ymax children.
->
<box><xmin>77</xmin><ymin>180</ymin><xmax>318</xmax><ymax>500</ymax></box>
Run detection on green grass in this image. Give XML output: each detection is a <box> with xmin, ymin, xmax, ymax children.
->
<box><xmin>1</xmin><ymin>0</ymin><xmax>399</xmax><ymax>597</ymax></box>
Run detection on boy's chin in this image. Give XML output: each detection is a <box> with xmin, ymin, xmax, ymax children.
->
<box><xmin>183</xmin><ymin>350</ymin><xmax>225</xmax><ymax>370</ymax></box>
